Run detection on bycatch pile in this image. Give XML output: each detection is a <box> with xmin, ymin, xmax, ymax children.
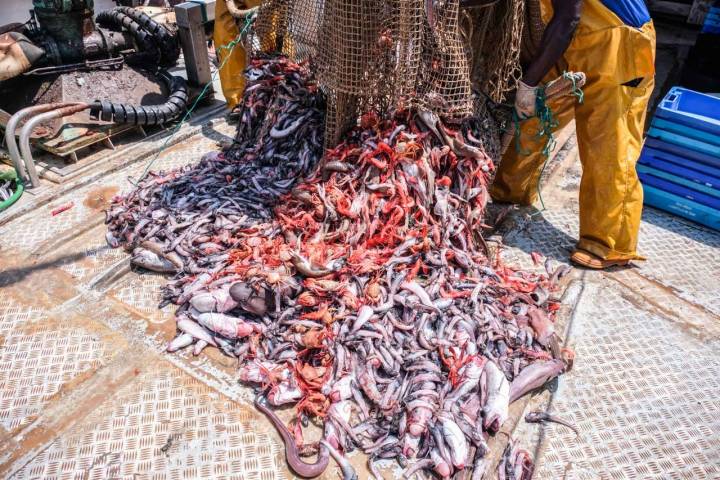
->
<box><xmin>106</xmin><ymin>55</ymin><xmax>572</xmax><ymax>479</ymax></box>
<box><xmin>105</xmin><ymin>55</ymin><xmax>324</xmax><ymax>282</ymax></box>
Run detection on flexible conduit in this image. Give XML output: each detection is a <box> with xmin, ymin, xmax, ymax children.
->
<box><xmin>96</xmin><ymin>6</ymin><xmax>180</xmax><ymax>67</ymax></box>
<box><xmin>89</xmin><ymin>71</ymin><xmax>189</xmax><ymax>126</ymax></box>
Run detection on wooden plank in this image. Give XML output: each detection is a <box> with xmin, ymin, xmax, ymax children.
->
<box><xmin>688</xmin><ymin>0</ymin><xmax>713</xmax><ymax>24</ymax></box>
<box><xmin>38</xmin><ymin>124</ymin><xmax>134</xmax><ymax>157</ymax></box>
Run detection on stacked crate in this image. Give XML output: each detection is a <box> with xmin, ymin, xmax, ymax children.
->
<box><xmin>639</xmin><ymin>87</ymin><xmax>720</xmax><ymax>230</ymax></box>
<box><xmin>701</xmin><ymin>4</ymin><xmax>720</xmax><ymax>32</ymax></box>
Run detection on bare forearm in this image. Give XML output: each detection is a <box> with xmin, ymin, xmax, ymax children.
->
<box><xmin>522</xmin><ymin>0</ymin><xmax>582</xmax><ymax>86</ymax></box>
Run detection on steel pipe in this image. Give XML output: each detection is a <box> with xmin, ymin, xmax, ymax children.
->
<box><xmin>4</xmin><ymin>103</ymin><xmax>75</xmax><ymax>184</ymax></box>
<box><xmin>18</xmin><ymin>103</ymin><xmax>89</xmax><ymax>188</ymax></box>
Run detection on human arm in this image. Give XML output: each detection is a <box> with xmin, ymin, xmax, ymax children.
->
<box><xmin>522</xmin><ymin>0</ymin><xmax>583</xmax><ymax>86</ymax></box>
<box><xmin>512</xmin><ymin>0</ymin><xmax>582</xmax><ymax>118</ymax></box>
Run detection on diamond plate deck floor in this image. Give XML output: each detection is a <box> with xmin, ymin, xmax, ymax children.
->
<box><xmin>1</xmin><ymin>118</ymin><xmax>719</xmax><ymax>479</ymax></box>
<box><xmin>510</xmin><ymin>273</ymin><xmax>720</xmax><ymax>480</ymax></box>
<box><xmin>500</xmin><ymin>140</ymin><xmax>720</xmax><ymax>479</ymax></box>
<box><xmin>11</xmin><ymin>363</ymin><xmax>287</xmax><ymax>480</ymax></box>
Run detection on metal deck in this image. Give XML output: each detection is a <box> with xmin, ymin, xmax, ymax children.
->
<box><xmin>1</xmin><ymin>117</ymin><xmax>719</xmax><ymax>479</ymax></box>
<box><xmin>502</xmin><ymin>137</ymin><xmax>720</xmax><ymax>480</ymax></box>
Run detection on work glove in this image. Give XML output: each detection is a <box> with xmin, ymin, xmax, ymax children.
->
<box><xmin>514</xmin><ymin>80</ymin><xmax>539</xmax><ymax>120</ymax></box>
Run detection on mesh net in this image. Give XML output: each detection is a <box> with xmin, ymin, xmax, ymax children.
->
<box><xmin>247</xmin><ymin>0</ymin><xmax>525</xmax><ymax>146</ymax></box>
<box><xmin>465</xmin><ymin>0</ymin><xmax>525</xmax><ymax>104</ymax></box>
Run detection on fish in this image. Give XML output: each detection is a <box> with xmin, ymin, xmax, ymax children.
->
<box><xmin>509</xmin><ymin>359</ymin><xmax>566</xmax><ymax>403</ymax></box>
<box><xmin>528</xmin><ymin>306</ymin><xmax>555</xmax><ymax>347</ymax></box>
<box><xmin>320</xmin><ymin>440</ymin><xmax>358</xmax><ymax>480</ymax></box>
<box><xmin>106</xmin><ymin>54</ymin><xmax>572</xmax><ymax>480</ymax></box>
<box><xmin>255</xmin><ymin>396</ymin><xmax>330</xmax><ymax>477</ymax></box>
<box><xmin>498</xmin><ymin>442</ymin><xmax>534</xmax><ymax>480</ymax></box>
<box><xmin>439</xmin><ymin>414</ymin><xmax>470</xmax><ymax>469</ymax></box>
<box><xmin>177</xmin><ymin>317</ymin><xmax>217</xmax><ymax>346</ymax></box>
<box><xmin>193</xmin><ymin>340</ymin><xmax>209</xmax><ymax>355</ymax></box>
<box><xmin>166</xmin><ymin>332</ymin><xmax>194</xmax><ymax>352</ymax></box>
<box><xmin>131</xmin><ymin>248</ymin><xmax>177</xmax><ymax>273</ymax></box>
<box><xmin>525</xmin><ymin>410</ymin><xmax>580</xmax><ymax>436</ymax></box>
<box><xmin>291</xmin><ymin>252</ymin><xmax>336</xmax><ymax>278</ymax></box>
<box><xmin>190</xmin><ymin>287</ymin><xmax>238</xmax><ymax>313</ymax></box>
<box><xmin>482</xmin><ymin>360</ymin><xmax>510</xmax><ymax>433</ymax></box>
<box><xmin>268</xmin><ymin>379</ymin><xmax>304</xmax><ymax>405</ymax></box>
<box><xmin>195</xmin><ymin>313</ymin><xmax>257</xmax><ymax>339</ymax></box>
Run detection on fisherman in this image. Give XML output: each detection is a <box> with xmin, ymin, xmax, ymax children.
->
<box><xmin>214</xmin><ymin>0</ymin><xmax>262</xmax><ymax>116</ymax></box>
<box><xmin>479</xmin><ymin>0</ymin><xmax>656</xmax><ymax>269</ymax></box>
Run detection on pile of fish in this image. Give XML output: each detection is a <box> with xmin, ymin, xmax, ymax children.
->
<box><xmin>105</xmin><ymin>55</ymin><xmax>324</xmax><ymax>283</ymax></box>
<box><xmin>107</xmin><ymin>55</ymin><xmax>573</xmax><ymax>479</ymax></box>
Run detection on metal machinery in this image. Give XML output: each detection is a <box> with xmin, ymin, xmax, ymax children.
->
<box><xmin>0</xmin><ymin>0</ymin><xmax>219</xmax><ymax>189</ymax></box>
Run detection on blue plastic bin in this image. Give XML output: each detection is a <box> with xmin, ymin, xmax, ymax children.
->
<box><xmin>637</xmin><ymin>165</ymin><xmax>720</xmax><ymax>199</ymax></box>
<box><xmin>638</xmin><ymin>148</ymin><xmax>720</xmax><ymax>190</ymax></box>
<box><xmin>645</xmin><ymin>138</ymin><xmax>720</xmax><ymax>169</ymax></box>
<box><xmin>644</xmin><ymin>185</ymin><xmax>720</xmax><ymax>231</ymax></box>
<box><xmin>655</xmin><ymin>87</ymin><xmax>720</xmax><ymax>137</ymax></box>
<box><xmin>639</xmin><ymin>171</ymin><xmax>720</xmax><ymax>210</ymax></box>
<box><xmin>647</xmin><ymin>127</ymin><xmax>720</xmax><ymax>160</ymax></box>
<box><xmin>650</xmin><ymin>117</ymin><xmax>720</xmax><ymax>147</ymax></box>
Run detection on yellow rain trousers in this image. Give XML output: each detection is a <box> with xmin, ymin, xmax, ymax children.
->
<box><xmin>214</xmin><ymin>0</ymin><xmax>262</xmax><ymax>109</ymax></box>
<box><xmin>491</xmin><ymin>0</ymin><xmax>656</xmax><ymax>261</ymax></box>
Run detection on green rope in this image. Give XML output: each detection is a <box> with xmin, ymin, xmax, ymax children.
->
<box><xmin>131</xmin><ymin>14</ymin><xmax>255</xmax><ymax>185</ymax></box>
<box><xmin>530</xmin><ymin>87</ymin><xmax>558</xmax><ymax>215</ymax></box>
<box><xmin>514</xmin><ymin>73</ymin><xmax>584</xmax><ymax>215</ymax></box>
<box><xmin>563</xmin><ymin>70</ymin><xmax>584</xmax><ymax>104</ymax></box>
<box><xmin>512</xmin><ymin>86</ymin><xmax>558</xmax><ymax>215</ymax></box>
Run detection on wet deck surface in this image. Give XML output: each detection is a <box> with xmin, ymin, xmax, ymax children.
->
<box><xmin>1</xmin><ymin>116</ymin><xmax>719</xmax><ymax>479</ymax></box>
<box><xmin>501</xmin><ymin>136</ymin><xmax>720</xmax><ymax>480</ymax></box>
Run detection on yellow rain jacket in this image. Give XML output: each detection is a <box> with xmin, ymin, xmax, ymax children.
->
<box><xmin>491</xmin><ymin>0</ymin><xmax>656</xmax><ymax>261</ymax></box>
<box><xmin>214</xmin><ymin>0</ymin><xmax>263</xmax><ymax>109</ymax></box>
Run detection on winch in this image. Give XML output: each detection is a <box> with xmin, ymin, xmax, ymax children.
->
<box><xmin>0</xmin><ymin>0</ymin><xmax>197</xmax><ymax>188</ymax></box>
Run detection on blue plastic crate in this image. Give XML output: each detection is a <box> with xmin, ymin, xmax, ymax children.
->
<box><xmin>703</xmin><ymin>9</ymin><xmax>720</xmax><ymax>31</ymax></box>
<box><xmin>639</xmin><ymin>171</ymin><xmax>720</xmax><ymax>209</ymax></box>
<box><xmin>644</xmin><ymin>185</ymin><xmax>720</xmax><ymax>231</ymax></box>
<box><xmin>638</xmin><ymin>148</ymin><xmax>720</xmax><ymax>189</ymax></box>
<box><xmin>637</xmin><ymin>165</ymin><xmax>720</xmax><ymax>199</ymax></box>
<box><xmin>650</xmin><ymin>117</ymin><xmax>720</xmax><ymax>147</ymax></box>
<box><xmin>647</xmin><ymin>126</ymin><xmax>720</xmax><ymax>159</ymax></box>
<box><xmin>645</xmin><ymin>138</ymin><xmax>720</xmax><ymax>169</ymax></box>
<box><xmin>655</xmin><ymin>87</ymin><xmax>720</xmax><ymax>137</ymax></box>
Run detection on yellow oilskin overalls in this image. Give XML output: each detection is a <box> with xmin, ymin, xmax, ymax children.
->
<box><xmin>491</xmin><ymin>0</ymin><xmax>656</xmax><ymax>261</ymax></box>
<box><xmin>214</xmin><ymin>0</ymin><xmax>263</xmax><ymax>109</ymax></box>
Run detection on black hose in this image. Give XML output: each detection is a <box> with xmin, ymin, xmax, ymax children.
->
<box><xmin>115</xmin><ymin>7</ymin><xmax>179</xmax><ymax>66</ymax></box>
<box><xmin>89</xmin><ymin>72</ymin><xmax>189</xmax><ymax>126</ymax></box>
<box><xmin>96</xmin><ymin>7</ymin><xmax>179</xmax><ymax>67</ymax></box>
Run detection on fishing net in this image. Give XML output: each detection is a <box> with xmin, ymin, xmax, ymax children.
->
<box><xmin>247</xmin><ymin>0</ymin><xmax>525</xmax><ymax>146</ymax></box>
<box><xmin>465</xmin><ymin>0</ymin><xmax>525</xmax><ymax>104</ymax></box>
